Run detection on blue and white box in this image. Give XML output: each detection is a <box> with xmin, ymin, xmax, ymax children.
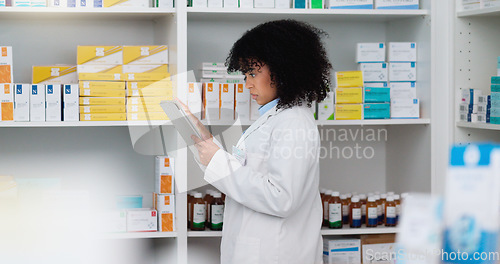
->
<box><xmin>391</xmin><ymin>98</ymin><xmax>419</xmax><ymax>119</ymax></box>
<box><xmin>389</xmin><ymin>62</ymin><xmax>417</xmax><ymax>82</ymax></box>
<box><xmin>359</xmin><ymin>62</ymin><xmax>388</xmax><ymax>82</ymax></box>
<box><xmin>45</xmin><ymin>84</ymin><xmax>61</xmax><ymax>122</ymax></box>
<box><xmin>388</xmin><ymin>42</ymin><xmax>417</xmax><ymax>62</ymax></box>
<box><xmin>327</xmin><ymin>0</ymin><xmax>373</xmax><ymax>9</ymax></box>
<box><xmin>356</xmin><ymin>43</ymin><xmax>385</xmax><ymax>63</ymax></box>
<box><xmin>323</xmin><ymin>239</ymin><xmax>361</xmax><ymax>264</ymax></box>
<box><xmin>390</xmin><ymin>82</ymin><xmax>417</xmax><ymax>99</ymax></box>
<box><xmin>30</xmin><ymin>0</ymin><xmax>47</xmax><ymax>6</ymax></box>
<box><xmin>30</xmin><ymin>84</ymin><xmax>45</xmax><ymax>122</ymax></box>
<box><xmin>364</xmin><ymin>103</ymin><xmax>390</xmax><ymax>119</ymax></box>
<box><xmin>63</xmin><ymin>84</ymin><xmax>79</xmax><ymax>122</ymax></box>
<box><xmin>443</xmin><ymin>144</ymin><xmax>500</xmax><ymax>264</ymax></box>
<box><xmin>14</xmin><ymin>0</ymin><xmax>30</xmax><ymax>6</ymax></box>
<box><xmin>364</xmin><ymin>82</ymin><xmax>388</xmax><ymax>88</ymax></box>
<box><xmin>461</xmin><ymin>88</ymin><xmax>482</xmax><ymax>105</ymax></box>
<box><xmin>14</xmin><ymin>84</ymin><xmax>30</xmax><ymax>122</ymax></box>
<box><xmin>364</xmin><ymin>87</ymin><xmax>390</xmax><ymax>103</ymax></box>
<box><xmin>375</xmin><ymin>0</ymin><xmax>418</xmax><ymax>9</ymax></box>
<box><xmin>77</xmin><ymin>0</ymin><xmax>93</xmax><ymax>7</ymax></box>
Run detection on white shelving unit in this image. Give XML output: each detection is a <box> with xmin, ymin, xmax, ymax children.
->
<box><xmin>456</xmin><ymin>121</ymin><xmax>500</xmax><ymax>131</ymax></box>
<box><xmin>1</xmin><ymin>1</ymin><xmax>456</xmax><ymax>263</ymax></box>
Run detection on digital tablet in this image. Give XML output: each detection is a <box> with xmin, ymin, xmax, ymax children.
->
<box><xmin>160</xmin><ymin>100</ymin><xmax>202</xmax><ymax>162</ymax></box>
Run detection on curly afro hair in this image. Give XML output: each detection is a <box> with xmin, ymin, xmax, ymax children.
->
<box><xmin>226</xmin><ymin>19</ymin><xmax>332</xmax><ymax>109</ymax></box>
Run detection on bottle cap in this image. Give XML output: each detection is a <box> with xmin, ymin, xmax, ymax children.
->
<box><xmin>332</xmin><ymin>191</ymin><xmax>340</xmax><ymax>197</ymax></box>
<box><xmin>325</xmin><ymin>190</ymin><xmax>333</xmax><ymax>195</ymax></box>
<box><xmin>394</xmin><ymin>194</ymin><xmax>400</xmax><ymax>200</ymax></box>
<box><xmin>381</xmin><ymin>194</ymin><xmax>387</xmax><ymax>199</ymax></box>
<box><xmin>374</xmin><ymin>195</ymin><xmax>380</xmax><ymax>200</ymax></box>
<box><xmin>194</xmin><ymin>193</ymin><xmax>202</xmax><ymax>198</ymax></box>
<box><xmin>340</xmin><ymin>195</ymin><xmax>347</xmax><ymax>200</ymax></box>
<box><xmin>387</xmin><ymin>192</ymin><xmax>395</xmax><ymax>196</ymax></box>
<box><xmin>351</xmin><ymin>197</ymin><xmax>360</xmax><ymax>203</ymax></box>
<box><xmin>213</xmin><ymin>192</ymin><xmax>222</xmax><ymax>198</ymax></box>
<box><xmin>386</xmin><ymin>196</ymin><xmax>394</xmax><ymax>202</ymax></box>
<box><xmin>346</xmin><ymin>193</ymin><xmax>352</xmax><ymax>198</ymax></box>
<box><xmin>368</xmin><ymin>197</ymin><xmax>376</xmax><ymax>202</ymax></box>
<box><xmin>359</xmin><ymin>194</ymin><xmax>366</xmax><ymax>200</ymax></box>
<box><xmin>320</xmin><ymin>188</ymin><xmax>326</xmax><ymax>194</ymax></box>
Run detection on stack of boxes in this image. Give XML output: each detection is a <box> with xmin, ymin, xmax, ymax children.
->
<box><xmin>334</xmin><ymin>71</ymin><xmax>364</xmax><ymax>120</ymax></box>
<box><xmin>123</xmin><ymin>46</ymin><xmax>172</xmax><ymax>121</ymax></box>
<box><xmin>77</xmin><ymin>46</ymin><xmax>126</xmax><ymax>121</ymax></box>
<box><xmin>153</xmin><ymin>156</ymin><xmax>176</xmax><ymax>232</ymax></box>
<box><xmin>461</xmin><ymin>0</ymin><xmax>480</xmax><ymax>10</ymax></box>
<box><xmin>188</xmin><ymin>0</ymin><xmax>418</xmax><ymax>9</ymax></box>
<box><xmin>2</xmin><ymin>0</ymin><xmax>173</xmax><ymax>8</ymax></box>
<box><xmin>459</xmin><ymin>88</ymin><xmax>488</xmax><ymax>123</ymax></box>
<box><xmin>481</xmin><ymin>0</ymin><xmax>500</xmax><ymax>8</ymax></box>
<box><xmin>490</xmin><ymin>77</ymin><xmax>500</xmax><ymax>124</ymax></box>
<box><xmin>0</xmin><ymin>47</ymin><xmax>14</xmax><ymax>122</ymax></box>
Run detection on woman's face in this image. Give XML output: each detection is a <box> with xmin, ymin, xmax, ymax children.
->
<box><xmin>244</xmin><ymin>63</ymin><xmax>278</xmax><ymax>106</ymax></box>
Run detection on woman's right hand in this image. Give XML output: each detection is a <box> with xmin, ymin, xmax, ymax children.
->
<box><xmin>175</xmin><ymin>97</ymin><xmax>212</xmax><ymax>141</ymax></box>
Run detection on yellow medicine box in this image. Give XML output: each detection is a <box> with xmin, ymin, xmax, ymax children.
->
<box><xmin>122</xmin><ymin>65</ymin><xmax>170</xmax><ymax>81</ymax></box>
<box><xmin>127</xmin><ymin>112</ymin><xmax>169</xmax><ymax>121</ymax></box>
<box><xmin>335</xmin><ymin>104</ymin><xmax>363</xmax><ymax>120</ymax></box>
<box><xmin>80</xmin><ymin>88</ymin><xmax>125</xmax><ymax>97</ymax></box>
<box><xmin>80</xmin><ymin>113</ymin><xmax>126</xmax><ymax>121</ymax></box>
<box><xmin>335</xmin><ymin>71</ymin><xmax>364</xmax><ymax>88</ymax></box>
<box><xmin>32</xmin><ymin>65</ymin><xmax>78</xmax><ymax>84</ymax></box>
<box><xmin>127</xmin><ymin>88</ymin><xmax>173</xmax><ymax>97</ymax></box>
<box><xmin>80</xmin><ymin>97</ymin><xmax>126</xmax><ymax>106</ymax></box>
<box><xmin>77</xmin><ymin>46</ymin><xmax>123</xmax><ymax>65</ymax></box>
<box><xmin>127</xmin><ymin>103</ymin><xmax>164</xmax><ymax>113</ymax></box>
<box><xmin>335</xmin><ymin>87</ymin><xmax>363</xmax><ymax>104</ymax></box>
<box><xmin>123</xmin><ymin>46</ymin><xmax>169</xmax><ymax>65</ymax></box>
<box><xmin>80</xmin><ymin>105</ymin><xmax>126</xmax><ymax>114</ymax></box>
<box><xmin>127</xmin><ymin>96</ymin><xmax>169</xmax><ymax>106</ymax></box>
<box><xmin>79</xmin><ymin>81</ymin><xmax>125</xmax><ymax>90</ymax></box>
<box><xmin>127</xmin><ymin>80</ymin><xmax>172</xmax><ymax>89</ymax></box>
<box><xmin>78</xmin><ymin>65</ymin><xmax>123</xmax><ymax>81</ymax></box>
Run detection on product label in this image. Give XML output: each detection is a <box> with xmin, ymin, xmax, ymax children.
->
<box><xmin>192</xmin><ymin>204</ymin><xmax>205</xmax><ymax>228</ymax></box>
<box><xmin>211</xmin><ymin>204</ymin><xmax>224</xmax><ymax>229</ymax></box>
<box><xmin>377</xmin><ymin>204</ymin><xmax>382</xmax><ymax>216</ymax></box>
<box><xmin>352</xmin><ymin>208</ymin><xmax>362</xmax><ymax>220</ymax></box>
<box><xmin>342</xmin><ymin>205</ymin><xmax>349</xmax><ymax>216</ymax></box>
<box><xmin>329</xmin><ymin>204</ymin><xmax>342</xmax><ymax>227</ymax></box>
<box><xmin>361</xmin><ymin>204</ymin><xmax>366</xmax><ymax>216</ymax></box>
<box><xmin>324</xmin><ymin>201</ymin><xmax>329</xmax><ymax>220</ymax></box>
<box><xmin>368</xmin><ymin>207</ymin><xmax>378</xmax><ymax>219</ymax></box>
<box><xmin>396</xmin><ymin>204</ymin><xmax>401</xmax><ymax>216</ymax></box>
<box><xmin>386</xmin><ymin>206</ymin><xmax>396</xmax><ymax>218</ymax></box>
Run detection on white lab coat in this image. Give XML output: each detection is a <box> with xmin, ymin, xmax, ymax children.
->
<box><xmin>204</xmin><ymin>104</ymin><xmax>323</xmax><ymax>264</ymax></box>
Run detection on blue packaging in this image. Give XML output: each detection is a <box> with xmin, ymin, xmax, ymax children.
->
<box><xmin>116</xmin><ymin>195</ymin><xmax>143</xmax><ymax>209</ymax></box>
<box><xmin>364</xmin><ymin>87</ymin><xmax>390</xmax><ymax>103</ymax></box>
<box><xmin>294</xmin><ymin>0</ymin><xmax>305</xmax><ymax>8</ymax></box>
<box><xmin>363</xmin><ymin>103</ymin><xmax>390</xmax><ymax>119</ymax></box>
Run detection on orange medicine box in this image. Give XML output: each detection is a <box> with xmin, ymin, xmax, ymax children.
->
<box><xmin>153</xmin><ymin>193</ymin><xmax>176</xmax><ymax>232</ymax></box>
<box><xmin>0</xmin><ymin>83</ymin><xmax>14</xmax><ymax>121</ymax></box>
<box><xmin>155</xmin><ymin>156</ymin><xmax>174</xmax><ymax>194</ymax></box>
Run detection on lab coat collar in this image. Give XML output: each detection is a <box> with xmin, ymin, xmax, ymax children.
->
<box><xmin>237</xmin><ymin>105</ymin><xmax>283</xmax><ymax>148</ymax></box>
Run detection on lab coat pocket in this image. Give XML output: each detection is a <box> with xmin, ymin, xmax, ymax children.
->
<box><xmin>232</xmin><ymin>236</ymin><xmax>261</xmax><ymax>264</ymax></box>
<box><xmin>246</xmin><ymin>153</ymin><xmax>268</xmax><ymax>174</ymax></box>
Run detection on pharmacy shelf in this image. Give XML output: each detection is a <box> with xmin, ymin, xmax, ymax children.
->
<box><xmin>187</xmin><ymin>230</ymin><xmax>223</xmax><ymax>237</ymax></box>
<box><xmin>0</xmin><ymin>7</ymin><xmax>175</xmax><ymax>19</ymax></box>
<box><xmin>457</xmin><ymin>6</ymin><xmax>500</xmax><ymax>17</ymax></box>
<box><xmin>99</xmin><ymin>231</ymin><xmax>178</xmax><ymax>239</ymax></box>
<box><xmin>321</xmin><ymin>226</ymin><xmax>398</xmax><ymax>235</ymax></box>
<box><xmin>316</xmin><ymin>119</ymin><xmax>431</xmax><ymax>126</ymax></box>
<box><xmin>0</xmin><ymin>121</ymin><xmax>172</xmax><ymax>127</ymax></box>
<box><xmin>187</xmin><ymin>8</ymin><xmax>429</xmax><ymax>22</ymax></box>
<box><xmin>456</xmin><ymin>121</ymin><xmax>500</xmax><ymax>131</ymax></box>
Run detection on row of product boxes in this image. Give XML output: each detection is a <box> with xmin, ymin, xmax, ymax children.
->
<box><xmin>323</xmin><ymin>234</ymin><xmax>396</xmax><ymax>264</ymax></box>
<box><xmin>461</xmin><ymin>0</ymin><xmax>500</xmax><ymax>10</ymax></box>
<box><xmin>0</xmin><ymin>0</ymin><xmax>172</xmax><ymax>7</ymax></box>
<box><xmin>189</xmin><ymin>0</ymin><xmax>418</xmax><ymax>9</ymax></box>
<box><xmin>316</xmin><ymin>101</ymin><xmax>420</xmax><ymax>120</ymax></box>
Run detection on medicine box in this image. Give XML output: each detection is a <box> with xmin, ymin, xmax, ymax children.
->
<box><xmin>335</xmin><ymin>104</ymin><xmax>363</xmax><ymax>120</ymax></box>
<box><xmin>201</xmin><ymin>62</ymin><xmax>226</xmax><ymax>70</ymax></box>
<box><xmin>364</xmin><ymin>87</ymin><xmax>390</xmax><ymax>103</ymax></box>
<box><xmin>250</xmin><ymin>98</ymin><xmax>260</xmax><ymax>121</ymax></box>
<box><xmin>127</xmin><ymin>112</ymin><xmax>168</xmax><ymax>121</ymax></box>
<box><xmin>127</xmin><ymin>104</ymin><xmax>163</xmax><ymax>113</ymax></box>
<box><xmin>223</xmin><ymin>0</ymin><xmax>238</xmax><ymax>7</ymax></box>
<box><xmin>158</xmin><ymin>0</ymin><xmax>174</xmax><ymax>8</ymax></box>
<box><xmin>127</xmin><ymin>96</ymin><xmax>167</xmax><ymax>106</ymax></box>
<box><xmin>335</xmin><ymin>87</ymin><xmax>363</xmax><ymax>104</ymax></box>
<box><xmin>293</xmin><ymin>0</ymin><xmax>305</xmax><ymax>8</ymax></box>
<box><xmin>127</xmin><ymin>88</ymin><xmax>172</xmax><ymax>98</ymax></box>
<box><xmin>364</xmin><ymin>82</ymin><xmax>388</xmax><ymax>88</ymax></box>
<box><xmin>31</xmin><ymin>0</ymin><xmax>46</xmax><ymax>6</ymax></box>
<box><xmin>275</xmin><ymin>0</ymin><xmax>290</xmax><ymax>8</ymax></box>
<box><xmin>79</xmin><ymin>97</ymin><xmax>125</xmax><ymax>106</ymax></box>
<box><xmin>77</xmin><ymin>0</ymin><xmax>93</xmax><ymax>7</ymax></box>
<box><xmin>80</xmin><ymin>88</ymin><xmax>126</xmax><ymax>98</ymax></box>
<box><xmin>203</xmin><ymin>82</ymin><xmax>220</xmax><ymax>120</ymax></box>
<box><xmin>461</xmin><ymin>88</ymin><xmax>482</xmax><ymax>105</ymax></box>
<box><xmin>0</xmin><ymin>46</ymin><xmax>13</xmax><ymax>65</ymax></box>
<box><xmin>123</xmin><ymin>46</ymin><xmax>168</xmax><ymax>65</ymax></box>
<box><xmin>14</xmin><ymin>0</ymin><xmax>30</xmax><ymax>6</ymax></box>
<box><xmin>81</xmin><ymin>105</ymin><xmax>126</xmax><ymax>114</ymax></box>
<box><xmin>389</xmin><ymin>62</ymin><xmax>417</xmax><ymax>82</ymax></box>
<box><xmin>388</xmin><ymin>42</ymin><xmax>417</xmax><ymax>62</ymax></box>
<box><xmin>77</xmin><ymin>46</ymin><xmax>123</xmax><ymax>65</ymax></box>
<box><xmin>234</xmin><ymin>83</ymin><xmax>250</xmax><ymax>121</ymax></box>
<box><xmin>30</xmin><ymin>84</ymin><xmax>45</xmax><ymax>122</ymax></box>
<box><xmin>0</xmin><ymin>84</ymin><xmax>14</xmax><ymax>121</ymax></box>
<box><xmin>80</xmin><ymin>113</ymin><xmax>126</xmax><ymax>121</ymax></box>
<box><xmin>336</xmin><ymin>71</ymin><xmax>364</xmax><ymax>88</ymax></box>
<box><xmin>471</xmin><ymin>113</ymin><xmax>487</xmax><ymax>123</ymax></box>
<box><xmin>356</xmin><ymin>43</ymin><xmax>385</xmax><ymax>63</ymax></box>
<box><xmin>220</xmin><ymin>83</ymin><xmax>235</xmax><ymax>121</ymax></box>
<box><xmin>126</xmin><ymin>208</ymin><xmax>157</xmax><ymax>232</ymax></box>
<box><xmin>63</xmin><ymin>84</ymin><xmax>79</xmax><ymax>121</ymax></box>
<box><xmin>122</xmin><ymin>65</ymin><xmax>170</xmax><ymax>81</ymax></box>
<box><xmin>79</xmin><ymin>81</ymin><xmax>125</xmax><ymax>90</ymax></box>
<box><xmin>207</xmin><ymin>0</ymin><xmax>222</xmax><ymax>7</ymax></box>
<box><xmin>116</xmin><ymin>195</ymin><xmax>143</xmax><ymax>209</ymax></box>
<box><xmin>323</xmin><ymin>239</ymin><xmax>361</xmax><ymax>264</ymax></box>
<box><xmin>45</xmin><ymin>84</ymin><xmax>62</xmax><ymax>122</ymax></box>
<box><xmin>127</xmin><ymin>80</ymin><xmax>172</xmax><ymax>90</ymax></box>
<box><xmin>482</xmin><ymin>0</ymin><xmax>500</xmax><ymax>8</ymax></box>
<box><xmin>491</xmin><ymin>107</ymin><xmax>500</xmax><ymax>117</ymax></box>
<box><xmin>77</xmin><ymin>65</ymin><xmax>123</xmax><ymax>81</ymax></box>
<box><xmin>317</xmin><ymin>92</ymin><xmax>335</xmax><ymax>120</ymax></box>
<box><xmin>14</xmin><ymin>84</ymin><xmax>30</xmax><ymax>122</ymax></box>
<box><xmin>462</xmin><ymin>2</ymin><xmax>479</xmax><ymax>10</ymax></box>
<box><xmin>444</xmin><ymin>144</ymin><xmax>500</xmax><ymax>263</ymax></box>
<box><xmin>0</xmin><ymin>65</ymin><xmax>12</xmax><ymax>83</ymax></box>
<box><xmin>359</xmin><ymin>63</ymin><xmax>388</xmax><ymax>82</ymax></box>
<box><xmin>375</xmin><ymin>0</ymin><xmax>418</xmax><ymax>9</ymax></box>
<box><xmin>390</xmin><ymin>82</ymin><xmax>417</xmax><ymax>99</ymax></box>
<box><xmin>491</xmin><ymin>84</ymin><xmax>500</xmax><ymax>93</ymax></box>
<box><xmin>253</xmin><ymin>0</ymin><xmax>273</xmax><ymax>7</ymax></box>
<box><xmin>48</xmin><ymin>0</ymin><xmax>68</xmax><ymax>7</ymax></box>
<box><xmin>153</xmin><ymin>193</ymin><xmax>176</xmax><ymax>232</ymax></box>
<box><xmin>391</xmin><ymin>98</ymin><xmax>419</xmax><ymax>119</ymax></box>
<box><xmin>491</xmin><ymin>76</ymin><xmax>500</xmax><ymax>84</ymax></box>
<box><xmin>155</xmin><ymin>156</ymin><xmax>174</xmax><ymax>195</ymax></box>
<box><xmin>327</xmin><ymin>0</ymin><xmax>373</xmax><ymax>9</ymax></box>
<box><xmin>32</xmin><ymin>65</ymin><xmax>78</xmax><ymax>84</ymax></box>
<box><xmin>99</xmin><ymin>210</ymin><xmax>126</xmax><ymax>233</ymax></box>
<box><xmin>192</xmin><ymin>0</ymin><xmax>207</xmax><ymax>7</ymax></box>
<box><xmin>187</xmin><ymin>82</ymin><xmax>203</xmax><ymax>120</ymax></box>
<box><xmin>364</xmin><ymin>103</ymin><xmax>390</xmax><ymax>119</ymax></box>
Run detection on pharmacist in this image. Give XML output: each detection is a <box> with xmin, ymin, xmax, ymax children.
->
<box><xmin>183</xmin><ymin>20</ymin><xmax>332</xmax><ymax>264</ymax></box>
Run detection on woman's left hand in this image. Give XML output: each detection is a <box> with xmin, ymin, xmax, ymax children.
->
<box><xmin>191</xmin><ymin>135</ymin><xmax>220</xmax><ymax>166</ymax></box>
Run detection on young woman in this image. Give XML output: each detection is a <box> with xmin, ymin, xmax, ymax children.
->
<box><xmin>182</xmin><ymin>19</ymin><xmax>332</xmax><ymax>264</ymax></box>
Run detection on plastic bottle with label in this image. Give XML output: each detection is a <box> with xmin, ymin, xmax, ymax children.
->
<box><xmin>385</xmin><ymin>196</ymin><xmax>397</xmax><ymax>227</ymax></box>
<box><xmin>187</xmin><ymin>191</ymin><xmax>195</xmax><ymax>228</ymax></box>
<box><xmin>328</xmin><ymin>191</ymin><xmax>342</xmax><ymax>229</ymax></box>
<box><xmin>366</xmin><ymin>196</ymin><xmax>378</xmax><ymax>228</ymax></box>
<box><xmin>359</xmin><ymin>194</ymin><xmax>367</xmax><ymax>225</ymax></box>
<box><xmin>210</xmin><ymin>192</ymin><xmax>224</xmax><ymax>231</ymax></box>
<box><xmin>323</xmin><ymin>190</ymin><xmax>332</xmax><ymax>227</ymax></box>
<box><xmin>375</xmin><ymin>194</ymin><xmax>383</xmax><ymax>225</ymax></box>
<box><xmin>191</xmin><ymin>192</ymin><xmax>206</xmax><ymax>231</ymax></box>
<box><xmin>204</xmin><ymin>190</ymin><xmax>214</xmax><ymax>228</ymax></box>
<box><xmin>394</xmin><ymin>194</ymin><xmax>401</xmax><ymax>225</ymax></box>
<box><xmin>349</xmin><ymin>196</ymin><xmax>362</xmax><ymax>228</ymax></box>
<box><xmin>340</xmin><ymin>194</ymin><xmax>350</xmax><ymax>225</ymax></box>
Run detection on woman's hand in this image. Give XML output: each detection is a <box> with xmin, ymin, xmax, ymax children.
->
<box><xmin>175</xmin><ymin>98</ymin><xmax>220</xmax><ymax>166</ymax></box>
